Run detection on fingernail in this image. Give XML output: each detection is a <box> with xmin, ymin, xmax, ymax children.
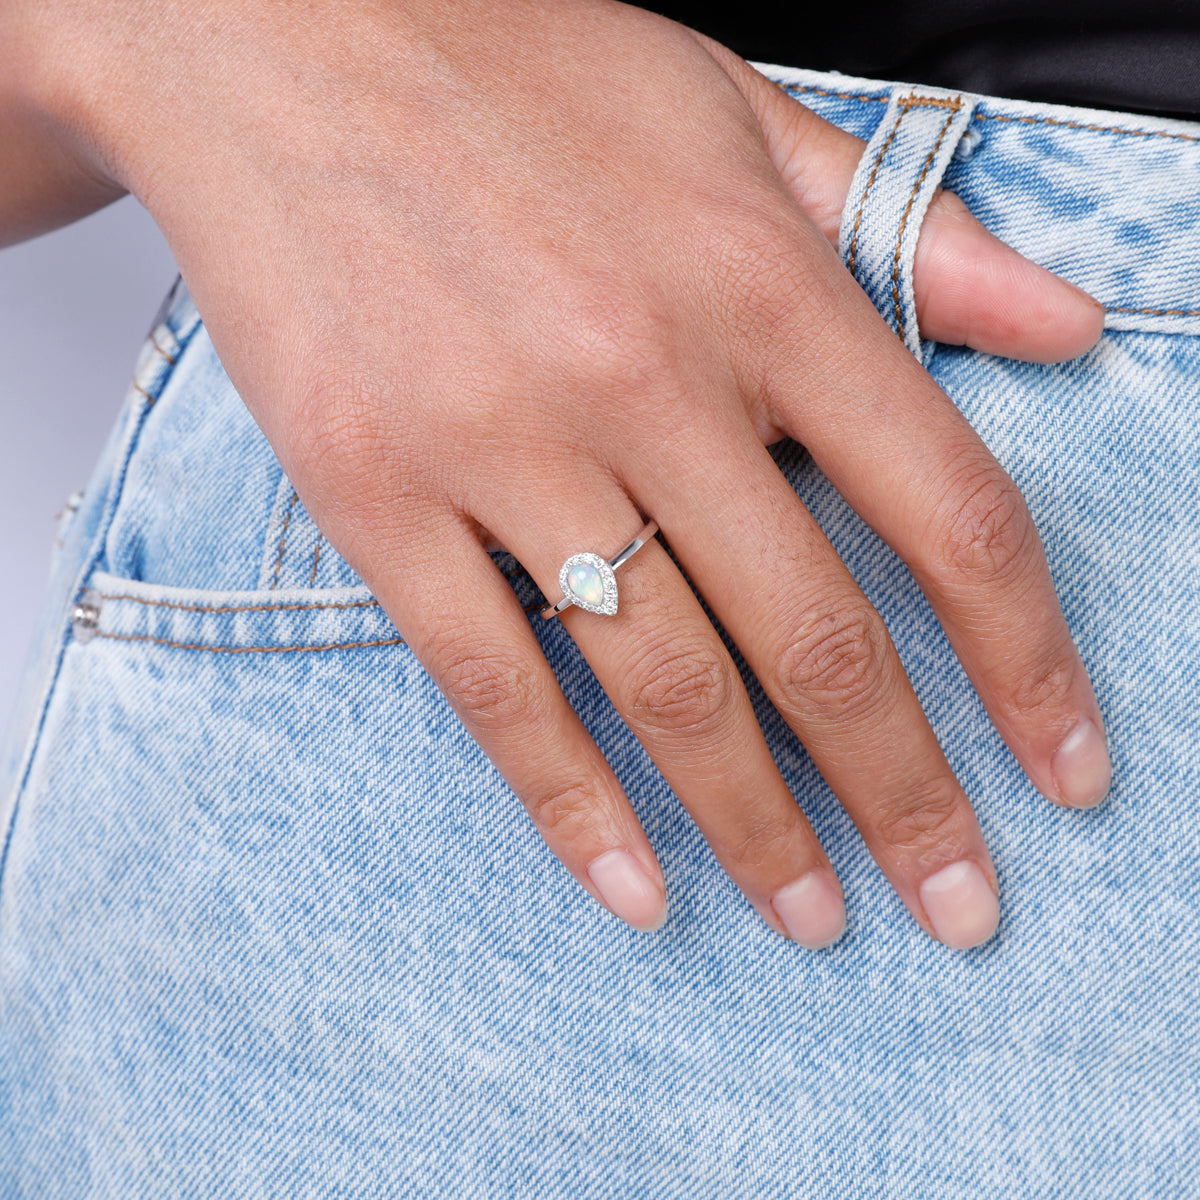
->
<box><xmin>1051</xmin><ymin>717</ymin><xmax>1112</xmax><ymax>808</ymax></box>
<box><xmin>770</xmin><ymin>872</ymin><xmax>846</xmax><ymax>950</ymax></box>
<box><xmin>918</xmin><ymin>860</ymin><xmax>1000</xmax><ymax>950</ymax></box>
<box><xmin>587</xmin><ymin>849</ymin><xmax>667</xmax><ymax>932</ymax></box>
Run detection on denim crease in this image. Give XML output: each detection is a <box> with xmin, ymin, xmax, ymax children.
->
<box><xmin>1</xmin><ymin>66</ymin><xmax>1198</xmax><ymax>1197</ymax></box>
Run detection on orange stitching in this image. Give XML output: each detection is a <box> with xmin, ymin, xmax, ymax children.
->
<box><xmin>897</xmin><ymin>96</ymin><xmax>963</xmax><ymax>111</ymax></box>
<box><xmin>783</xmin><ymin>86</ymin><xmax>960</xmax><ymax>111</ymax></box>
<box><xmin>100</xmin><ymin>556</ymin><xmax>530</xmax><ymax>615</ymax></box>
<box><xmin>131</xmin><ymin>380</ymin><xmax>155</xmax><ymax>405</ymax></box>
<box><xmin>781</xmin><ymin>82</ymin><xmax>1200</xmax><ymax>145</ymax></box>
<box><xmin>94</xmin><ymin>631</ymin><xmax>406</xmax><ymax>654</ymax></box>
<box><xmin>848</xmin><ymin>105</ymin><xmax>907</xmax><ymax>275</ymax></box>
<box><xmin>846</xmin><ymin>94</ymin><xmax>964</xmax><ymax>276</ymax></box>
<box><xmin>782</xmin><ymin>84</ymin><xmax>888</xmax><ymax>106</ymax></box>
<box><xmin>892</xmin><ymin>105</ymin><xmax>960</xmax><ymax>342</ymax></box>
<box><xmin>1106</xmin><ymin>304</ymin><xmax>1200</xmax><ymax>317</ymax></box>
<box><xmin>149</xmin><ymin>332</ymin><xmax>177</xmax><ymax>365</ymax></box>
<box><xmin>976</xmin><ymin>111</ymin><xmax>1200</xmax><ymax>145</ymax></box>
<box><xmin>98</xmin><ymin>592</ymin><xmax>380</xmax><ymax>614</ymax></box>
<box><xmin>270</xmin><ymin>490</ymin><xmax>299</xmax><ymax>590</ymax></box>
<box><xmin>308</xmin><ymin>536</ymin><xmax>323</xmax><ymax>586</ymax></box>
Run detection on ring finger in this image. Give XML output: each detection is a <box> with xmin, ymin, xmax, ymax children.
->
<box><xmin>478</xmin><ymin>477</ymin><xmax>849</xmax><ymax>950</ymax></box>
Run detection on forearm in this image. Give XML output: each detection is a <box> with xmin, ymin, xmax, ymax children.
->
<box><xmin>0</xmin><ymin>5</ymin><xmax>125</xmax><ymax>246</ymax></box>
<box><xmin>0</xmin><ymin>103</ymin><xmax>124</xmax><ymax>246</ymax></box>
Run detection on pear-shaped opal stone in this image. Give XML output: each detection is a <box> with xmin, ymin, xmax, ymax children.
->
<box><xmin>567</xmin><ymin>561</ymin><xmax>605</xmax><ymax>607</ymax></box>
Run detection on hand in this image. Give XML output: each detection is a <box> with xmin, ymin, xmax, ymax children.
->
<box><xmin>13</xmin><ymin>0</ymin><xmax>1109</xmax><ymax>949</ymax></box>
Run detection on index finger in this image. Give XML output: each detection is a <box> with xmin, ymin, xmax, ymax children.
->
<box><xmin>759</xmin><ymin>240</ymin><xmax>1111</xmax><ymax>811</ymax></box>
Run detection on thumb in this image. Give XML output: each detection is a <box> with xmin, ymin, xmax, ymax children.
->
<box><xmin>695</xmin><ymin>34</ymin><xmax>1105</xmax><ymax>364</ymax></box>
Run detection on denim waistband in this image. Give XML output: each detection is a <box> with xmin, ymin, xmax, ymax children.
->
<box><xmin>762</xmin><ymin>64</ymin><xmax>1200</xmax><ymax>341</ymax></box>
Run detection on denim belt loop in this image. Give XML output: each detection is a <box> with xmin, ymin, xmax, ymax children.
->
<box><xmin>838</xmin><ymin>86</ymin><xmax>978</xmax><ymax>364</ymax></box>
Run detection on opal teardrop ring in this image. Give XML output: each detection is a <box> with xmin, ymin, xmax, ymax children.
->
<box><xmin>540</xmin><ymin>520</ymin><xmax>659</xmax><ymax>620</ymax></box>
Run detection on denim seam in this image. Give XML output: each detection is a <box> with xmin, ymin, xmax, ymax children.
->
<box><xmin>846</xmin><ymin>104</ymin><xmax>907</xmax><ymax>276</ymax></box>
<box><xmin>891</xmin><ymin>102</ymin><xmax>962</xmax><ymax>342</ymax></box>
<box><xmin>269</xmin><ymin>489</ymin><xmax>300</xmax><ymax>590</ymax></box>
<box><xmin>92</xmin><ymin>632</ymin><xmax>408</xmax><ymax>654</ymax></box>
<box><xmin>308</xmin><ymin>536</ymin><xmax>324</xmax><ymax>585</ymax></box>
<box><xmin>782</xmin><ymin>82</ymin><xmax>1200</xmax><ymax>145</ymax></box>
<box><xmin>975</xmin><ymin>111</ymin><xmax>1200</xmax><ymax>144</ymax></box>
<box><xmin>784</xmin><ymin>85</ymin><xmax>888</xmax><ymax>106</ymax></box>
<box><xmin>96</xmin><ymin>593</ymin><xmax>382</xmax><ymax>615</ymax></box>
<box><xmin>1105</xmin><ymin>304</ymin><xmax>1200</xmax><ymax>317</ymax></box>
<box><xmin>0</xmin><ymin>309</ymin><xmax>204</xmax><ymax>903</ymax></box>
<box><xmin>97</xmin><ymin>559</ymin><xmax>528</xmax><ymax>619</ymax></box>
<box><xmin>94</xmin><ymin>577</ymin><xmax>544</xmax><ymax>650</ymax></box>
<box><xmin>148</xmin><ymin>331</ymin><xmax>178</xmax><ymax>366</ymax></box>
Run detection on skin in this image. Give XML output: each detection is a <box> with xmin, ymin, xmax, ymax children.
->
<box><xmin>1</xmin><ymin>0</ymin><xmax>1110</xmax><ymax>947</ymax></box>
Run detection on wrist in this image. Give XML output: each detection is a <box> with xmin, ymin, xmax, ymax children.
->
<box><xmin>0</xmin><ymin>1</ymin><xmax>133</xmax><ymax>242</ymax></box>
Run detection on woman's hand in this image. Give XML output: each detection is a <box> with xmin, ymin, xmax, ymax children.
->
<box><xmin>9</xmin><ymin>0</ymin><xmax>1109</xmax><ymax>948</ymax></box>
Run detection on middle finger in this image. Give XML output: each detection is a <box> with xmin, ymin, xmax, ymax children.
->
<box><xmin>628</xmin><ymin>413</ymin><xmax>1004</xmax><ymax>951</ymax></box>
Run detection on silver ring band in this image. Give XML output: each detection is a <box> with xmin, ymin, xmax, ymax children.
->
<box><xmin>540</xmin><ymin>520</ymin><xmax>659</xmax><ymax>620</ymax></box>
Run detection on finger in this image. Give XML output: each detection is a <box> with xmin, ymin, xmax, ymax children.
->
<box><xmin>737</xmin><ymin>215</ymin><xmax>1111</xmax><ymax>813</ymax></box>
<box><xmin>694</xmin><ymin>34</ymin><xmax>1105</xmax><ymax>362</ymax></box>
<box><xmin>375</xmin><ymin>513</ymin><xmax>669</xmax><ymax>933</ymax></box>
<box><xmin>477</xmin><ymin>483</ymin><xmax>848</xmax><ymax>950</ymax></box>
<box><xmin>915</xmin><ymin>190</ymin><xmax>1104</xmax><ymax>363</ymax></box>
<box><xmin>630</xmin><ymin>414</ymin><xmax>1002</xmax><ymax>950</ymax></box>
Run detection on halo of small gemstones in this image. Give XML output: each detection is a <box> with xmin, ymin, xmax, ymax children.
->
<box><xmin>558</xmin><ymin>552</ymin><xmax>619</xmax><ymax>616</ymax></box>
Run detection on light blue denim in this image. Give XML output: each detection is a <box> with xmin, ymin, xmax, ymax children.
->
<box><xmin>2</xmin><ymin>65</ymin><xmax>1198</xmax><ymax>1197</ymax></box>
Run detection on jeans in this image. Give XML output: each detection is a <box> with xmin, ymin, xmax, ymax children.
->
<box><xmin>2</xmin><ymin>65</ymin><xmax>1198</xmax><ymax>1197</ymax></box>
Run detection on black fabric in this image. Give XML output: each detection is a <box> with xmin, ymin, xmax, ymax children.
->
<box><xmin>649</xmin><ymin>1</ymin><xmax>1200</xmax><ymax>119</ymax></box>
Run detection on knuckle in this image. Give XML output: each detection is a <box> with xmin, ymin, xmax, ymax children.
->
<box><xmin>430</xmin><ymin>630</ymin><xmax>550</xmax><ymax>734</ymax></box>
<box><xmin>873</xmin><ymin>776</ymin><xmax>964</xmax><ymax>850</ymax></box>
<box><xmin>1008</xmin><ymin>649</ymin><xmax>1079</xmax><ymax>720</ymax></box>
<box><xmin>622</xmin><ymin>637</ymin><xmax>737</xmax><ymax>738</ymax></box>
<box><xmin>774</xmin><ymin>607</ymin><xmax>890</xmax><ymax>719</ymax></box>
<box><xmin>722</xmin><ymin>814</ymin><xmax>793</xmax><ymax>873</ymax></box>
<box><xmin>936</xmin><ymin>464</ymin><xmax>1035</xmax><ymax>585</ymax></box>
<box><xmin>687</xmin><ymin>198</ymin><xmax>836</xmax><ymax>376</ymax></box>
<box><xmin>291</xmin><ymin>368</ymin><xmax>383</xmax><ymax>471</ymax></box>
<box><xmin>288</xmin><ymin>368</ymin><xmax>422</xmax><ymax>508</ymax></box>
<box><xmin>522</xmin><ymin>780</ymin><xmax>603</xmax><ymax>836</ymax></box>
<box><xmin>701</xmin><ymin>211</ymin><xmax>817</xmax><ymax>332</ymax></box>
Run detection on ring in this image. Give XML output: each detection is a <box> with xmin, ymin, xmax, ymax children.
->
<box><xmin>540</xmin><ymin>520</ymin><xmax>659</xmax><ymax>620</ymax></box>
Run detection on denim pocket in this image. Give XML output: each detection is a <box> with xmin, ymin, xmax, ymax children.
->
<box><xmin>75</xmin><ymin>574</ymin><xmax>403</xmax><ymax>656</ymax></box>
<box><xmin>83</xmin><ymin>280</ymin><xmax>427</xmax><ymax>654</ymax></box>
<box><xmin>86</xmin><ymin>279</ymin><xmax>549</xmax><ymax>658</ymax></box>
<box><xmin>99</xmin><ymin>282</ymin><xmax>365</xmax><ymax>597</ymax></box>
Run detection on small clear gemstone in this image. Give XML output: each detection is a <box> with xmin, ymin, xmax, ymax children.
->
<box><xmin>567</xmin><ymin>562</ymin><xmax>605</xmax><ymax>607</ymax></box>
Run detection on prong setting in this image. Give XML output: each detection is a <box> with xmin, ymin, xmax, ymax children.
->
<box><xmin>559</xmin><ymin>552</ymin><xmax>618</xmax><ymax>616</ymax></box>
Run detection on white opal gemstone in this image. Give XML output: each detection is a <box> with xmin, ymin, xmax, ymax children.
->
<box><xmin>567</xmin><ymin>561</ymin><xmax>605</xmax><ymax>607</ymax></box>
